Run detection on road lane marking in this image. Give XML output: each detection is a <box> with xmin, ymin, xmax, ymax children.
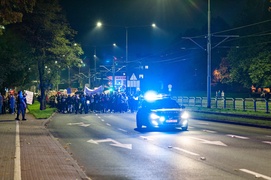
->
<box><xmin>203</xmin><ymin>130</ymin><xmax>217</xmax><ymax>133</ymax></box>
<box><xmin>198</xmin><ymin>122</ymin><xmax>209</xmax><ymax>125</ymax></box>
<box><xmin>140</xmin><ymin>136</ymin><xmax>154</xmax><ymax>141</ymax></box>
<box><xmin>14</xmin><ymin>120</ymin><xmax>21</xmax><ymax>180</ymax></box>
<box><xmin>190</xmin><ymin>137</ymin><xmax>227</xmax><ymax>146</ymax></box>
<box><xmin>173</xmin><ymin>147</ymin><xmax>199</xmax><ymax>156</ymax></box>
<box><xmin>67</xmin><ymin>122</ymin><xmax>90</xmax><ymax>127</ymax></box>
<box><xmin>87</xmin><ymin>138</ymin><xmax>132</xmax><ymax>149</ymax></box>
<box><xmin>106</xmin><ymin>123</ymin><xmax>111</xmax><ymax>126</ymax></box>
<box><xmin>263</xmin><ymin>141</ymin><xmax>271</xmax><ymax>145</ymax></box>
<box><xmin>118</xmin><ymin>128</ymin><xmax>127</xmax><ymax>133</ymax></box>
<box><xmin>240</xmin><ymin>169</ymin><xmax>271</xmax><ymax>180</ymax></box>
<box><xmin>227</xmin><ymin>134</ymin><xmax>249</xmax><ymax>139</ymax></box>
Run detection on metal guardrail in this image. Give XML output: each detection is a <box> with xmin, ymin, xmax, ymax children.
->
<box><xmin>172</xmin><ymin>96</ymin><xmax>271</xmax><ymax>113</ymax></box>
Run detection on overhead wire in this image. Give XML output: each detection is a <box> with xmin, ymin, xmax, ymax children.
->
<box><xmin>129</xmin><ymin>19</ymin><xmax>271</xmax><ymax>65</ymax></box>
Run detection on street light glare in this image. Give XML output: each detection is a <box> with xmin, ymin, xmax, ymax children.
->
<box><xmin>97</xmin><ymin>22</ymin><xmax>102</xmax><ymax>27</ymax></box>
<box><xmin>152</xmin><ymin>23</ymin><xmax>156</xmax><ymax>28</ymax></box>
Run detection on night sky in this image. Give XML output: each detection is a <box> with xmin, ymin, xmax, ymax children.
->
<box><xmin>59</xmin><ymin>0</ymin><xmax>248</xmax><ymax>91</ymax></box>
<box><xmin>60</xmin><ymin>0</ymin><xmax>246</xmax><ymax>57</ymax></box>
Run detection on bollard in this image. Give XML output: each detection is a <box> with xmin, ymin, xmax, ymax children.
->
<box><xmin>243</xmin><ymin>98</ymin><xmax>245</xmax><ymax>111</ymax></box>
<box><xmin>266</xmin><ymin>99</ymin><xmax>269</xmax><ymax>113</ymax></box>
<box><xmin>223</xmin><ymin>98</ymin><xmax>226</xmax><ymax>109</ymax></box>
<box><xmin>253</xmin><ymin>99</ymin><xmax>256</xmax><ymax>112</ymax></box>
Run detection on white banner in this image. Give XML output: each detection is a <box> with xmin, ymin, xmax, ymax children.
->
<box><xmin>83</xmin><ymin>85</ymin><xmax>104</xmax><ymax>95</ymax></box>
<box><xmin>24</xmin><ymin>90</ymin><xmax>34</xmax><ymax>105</ymax></box>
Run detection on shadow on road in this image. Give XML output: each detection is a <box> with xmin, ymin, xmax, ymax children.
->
<box><xmin>134</xmin><ymin>127</ymin><xmax>188</xmax><ymax>134</ymax></box>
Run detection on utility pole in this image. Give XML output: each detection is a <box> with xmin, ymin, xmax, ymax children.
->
<box><xmin>100</xmin><ymin>57</ymin><xmax>125</xmax><ymax>91</ymax></box>
<box><xmin>183</xmin><ymin>0</ymin><xmax>238</xmax><ymax>108</ymax></box>
<box><xmin>112</xmin><ymin>57</ymin><xmax>116</xmax><ymax>89</ymax></box>
<box><xmin>93</xmin><ymin>46</ymin><xmax>97</xmax><ymax>88</ymax></box>
<box><xmin>88</xmin><ymin>68</ymin><xmax>91</xmax><ymax>88</ymax></box>
<box><xmin>207</xmin><ymin>0</ymin><xmax>211</xmax><ymax>108</ymax></box>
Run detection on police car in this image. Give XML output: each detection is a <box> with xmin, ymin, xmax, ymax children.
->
<box><xmin>136</xmin><ymin>92</ymin><xmax>189</xmax><ymax>130</ymax></box>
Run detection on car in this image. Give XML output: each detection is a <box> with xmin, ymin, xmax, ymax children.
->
<box><xmin>136</xmin><ymin>95</ymin><xmax>189</xmax><ymax>130</ymax></box>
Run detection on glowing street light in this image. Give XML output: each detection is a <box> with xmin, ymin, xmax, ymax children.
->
<box><xmin>96</xmin><ymin>21</ymin><xmax>156</xmax><ymax>91</ymax></box>
<box><xmin>97</xmin><ymin>21</ymin><xmax>102</xmax><ymax>27</ymax></box>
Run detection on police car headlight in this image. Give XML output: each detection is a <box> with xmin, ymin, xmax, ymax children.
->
<box><xmin>150</xmin><ymin>113</ymin><xmax>160</xmax><ymax>119</ymax></box>
<box><xmin>159</xmin><ymin>116</ymin><xmax>165</xmax><ymax>122</ymax></box>
<box><xmin>181</xmin><ymin>112</ymin><xmax>189</xmax><ymax>119</ymax></box>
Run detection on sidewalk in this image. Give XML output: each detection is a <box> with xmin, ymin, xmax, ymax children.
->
<box><xmin>0</xmin><ymin>113</ymin><xmax>89</xmax><ymax>180</ymax></box>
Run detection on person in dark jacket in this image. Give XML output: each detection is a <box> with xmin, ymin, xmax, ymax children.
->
<box><xmin>15</xmin><ymin>90</ymin><xmax>27</xmax><ymax>120</ymax></box>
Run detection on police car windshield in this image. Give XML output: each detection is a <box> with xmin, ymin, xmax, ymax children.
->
<box><xmin>143</xmin><ymin>98</ymin><xmax>180</xmax><ymax>109</ymax></box>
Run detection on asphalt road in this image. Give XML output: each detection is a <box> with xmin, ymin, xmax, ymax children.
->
<box><xmin>47</xmin><ymin>112</ymin><xmax>271</xmax><ymax>180</ymax></box>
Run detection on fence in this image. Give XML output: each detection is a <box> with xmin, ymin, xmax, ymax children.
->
<box><xmin>172</xmin><ymin>96</ymin><xmax>271</xmax><ymax>113</ymax></box>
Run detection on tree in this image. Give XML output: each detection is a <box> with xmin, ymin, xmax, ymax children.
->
<box><xmin>0</xmin><ymin>30</ymin><xmax>32</xmax><ymax>90</ymax></box>
<box><xmin>14</xmin><ymin>0</ymin><xmax>83</xmax><ymax>110</ymax></box>
<box><xmin>249</xmin><ymin>51</ymin><xmax>271</xmax><ymax>87</ymax></box>
<box><xmin>0</xmin><ymin>0</ymin><xmax>36</xmax><ymax>35</ymax></box>
<box><xmin>221</xmin><ymin>0</ymin><xmax>271</xmax><ymax>89</ymax></box>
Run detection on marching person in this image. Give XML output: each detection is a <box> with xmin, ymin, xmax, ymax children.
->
<box><xmin>15</xmin><ymin>90</ymin><xmax>27</xmax><ymax>121</ymax></box>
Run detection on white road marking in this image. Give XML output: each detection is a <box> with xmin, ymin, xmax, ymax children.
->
<box><xmin>190</xmin><ymin>137</ymin><xmax>227</xmax><ymax>146</ymax></box>
<box><xmin>227</xmin><ymin>134</ymin><xmax>249</xmax><ymax>139</ymax></box>
<box><xmin>106</xmin><ymin>123</ymin><xmax>111</xmax><ymax>126</ymax></box>
<box><xmin>240</xmin><ymin>169</ymin><xmax>271</xmax><ymax>180</ymax></box>
<box><xmin>266</xmin><ymin>135</ymin><xmax>271</xmax><ymax>138</ymax></box>
<box><xmin>87</xmin><ymin>138</ymin><xmax>132</xmax><ymax>149</ymax></box>
<box><xmin>173</xmin><ymin>147</ymin><xmax>199</xmax><ymax>156</ymax></box>
<box><xmin>14</xmin><ymin>121</ymin><xmax>21</xmax><ymax>180</ymax></box>
<box><xmin>198</xmin><ymin>122</ymin><xmax>209</xmax><ymax>125</ymax></box>
<box><xmin>118</xmin><ymin>128</ymin><xmax>127</xmax><ymax>132</ymax></box>
<box><xmin>67</xmin><ymin>122</ymin><xmax>82</xmax><ymax>125</ymax></box>
<box><xmin>101</xmin><ymin>119</ymin><xmax>105</xmax><ymax>122</ymax></box>
<box><xmin>263</xmin><ymin>141</ymin><xmax>271</xmax><ymax>145</ymax></box>
<box><xmin>67</xmin><ymin>122</ymin><xmax>90</xmax><ymax>127</ymax></box>
<box><xmin>140</xmin><ymin>136</ymin><xmax>154</xmax><ymax>141</ymax></box>
<box><xmin>203</xmin><ymin>129</ymin><xmax>217</xmax><ymax>133</ymax></box>
<box><xmin>79</xmin><ymin>123</ymin><xmax>90</xmax><ymax>127</ymax></box>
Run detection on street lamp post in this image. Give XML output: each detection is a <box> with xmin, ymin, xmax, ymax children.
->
<box><xmin>93</xmin><ymin>46</ymin><xmax>97</xmax><ymax>87</ymax></box>
<box><xmin>96</xmin><ymin>22</ymin><xmax>156</xmax><ymax>92</ymax></box>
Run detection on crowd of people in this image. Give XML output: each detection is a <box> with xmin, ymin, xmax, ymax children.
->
<box><xmin>0</xmin><ymin>91</ymin><xmax>27</xmax><ymax>120</ymax></box>
<box><xmin>52</xmin><ymin>91</ymin><xmax>141</xmax><ymax>114</ymax></box>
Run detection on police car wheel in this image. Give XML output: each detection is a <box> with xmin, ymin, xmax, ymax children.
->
<box><xmin>182</xmin><ymin>125</ymin><xmax>188</xmax><ymax>131</ymax></box>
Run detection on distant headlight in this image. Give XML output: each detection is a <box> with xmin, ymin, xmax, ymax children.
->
<box><xmin>181</xmin><ymin>112</ymin><xmax>189</xmax><ymax>119</ymax></box>
<box><xmin>150</xmin><ymin>113</ymin><xmax>159</xmax><ymax>119</ymax></box>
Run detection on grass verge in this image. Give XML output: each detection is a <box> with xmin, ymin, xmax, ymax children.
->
<box><xmin>188</xmin><ymin>107</ymin><xmax>271</xmax><ymax>128</ymax></box>
<box><xmin>27</xmin><ymin>101</ymin><xmax>56</xmax><ymax>119</ymax></box>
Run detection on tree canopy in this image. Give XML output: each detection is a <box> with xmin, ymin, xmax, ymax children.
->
<box><xmin>0</xmin><ymin>0</ymin><xmax>36</xmax><ymax>35</ymax></box>
<box><xmin>1</xmin><ymin>0</ymin><xmax>84</xmax><ymax>109</ymax></box>
<box><xmin>216</xmin><ymin>0</ymin><xmax>271</xmax><ymax>90</ymax></box>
